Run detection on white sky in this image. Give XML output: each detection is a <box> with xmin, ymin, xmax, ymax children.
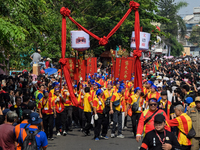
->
<box><xmin>175</xmin><ymin>0</ymin><xmax>200</xmax><ymax>17</ymax></box>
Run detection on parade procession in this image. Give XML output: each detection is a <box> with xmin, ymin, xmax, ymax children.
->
<box><xmin>1</xmin><ymin>0</ymin><xmax>200</xmax><ymax>150</ymax></box>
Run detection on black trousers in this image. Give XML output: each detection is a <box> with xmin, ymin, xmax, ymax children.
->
<box><xmin>124</xmin><ymin>116</ymin><xmax>127</xmax><ymax>127</ymax></box>
<box><xmin>94</xmin><ymin>113</ymin><xmax>108</xmax><ymax>138</ymax></box>
<box><xmin>56</xmin><ymin>110</ymin><xmax>66</xmax><ymax>132</ymax></box>
<box><xmin>84</xmin><ymin>112</ymin><xmax>93</xmax><ymax>134</ymax></box>
<box><xmin>65</xmin><ymin>106</ymin><xmax>73</xmax><ymax>130</ymax></box>
<box><xmin>72</xmin><ymin>106</ymin><xmax>79</xmax><ymax>126</ymax></box>
<box><xmin>181</xmin><ymin>145</ymin><xmax>191</xmax><ymax>150</ymax></box>
<box><xmin>78</xmin><ymin>108</ymin><xmax>86</xmax><ymax>128</ymax></box>
<box><xmin>131</xmin><ymin>113</ymin><xmax>141</xmax><ymax>136</ymax></box>
<box><xmin>43</xmin><ymin>114</ymin><xmax>54</xmax><ymax>138</ymax></box>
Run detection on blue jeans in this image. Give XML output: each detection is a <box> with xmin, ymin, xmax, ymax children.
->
<box><xmin>112</xmin><ymin>110</ymin><xmax>122</xmax><ymax>135</ymax></box>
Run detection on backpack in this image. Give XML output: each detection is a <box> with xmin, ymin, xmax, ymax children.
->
<box><xmin>132</xmin><ymin>97</ymin><xmax>140</xmax><ymax>112</ymax></box>
<box><xmin>22</xmin><ymin>124</ymin><xmax>40</xmax><ymax>150</ymax></box>
<box><xmin>105</xmin><ymin>92</ymin><xmax>114</xmax><ymax>107</ymax></box>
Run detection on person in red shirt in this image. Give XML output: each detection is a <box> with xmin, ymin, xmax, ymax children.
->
<box><xmin>45</xmin><ymin>58</ymin><xmax>51</xmax><ymax>68</ymax></box>
<box><xmin>54</xmin><ymin>88</ymin><xmax>67</xmax><ymax>136</ymax></box>
<box><xmin>38</xmin><ymin>90</ymin><xmax>55</xmax><ymax>140</ymax></box>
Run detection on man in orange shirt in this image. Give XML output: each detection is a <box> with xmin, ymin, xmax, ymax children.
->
<box><xmin>54</xmin><ymin>88</ymin><xmax>67</xmax><ymax>136</ymax></box>
<box><xmin>93</xmin><ymin>89</ymin><xmax>108</xmax><ymax>141</ymax></box>
<box><xmin>38</xmin><ymin>90</ymin><xmax>55</xmax><ymax>140</ymax></box>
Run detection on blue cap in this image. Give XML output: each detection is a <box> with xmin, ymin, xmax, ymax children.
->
<box><xmin>102</xmin><ymin>76</ymin><xmax>105</xmax><ymax>80</ymax></box>
<box><xmin>3</xmin><ymin>109</ymin><xmax>11</xmax><ymax>116</ymax></box>
<box><xmin>90</xmin><ymin>79</ymin><xmax>95</xmax><ymax>84</ymax></box>
<box><xmin>118</xmin><ymin>85</ymin><xmax>125</xmax><ymax>93</ymax></box>
<box><xmin>74</xmin><ymin>85</ymin><xmax>77</xmax><ymax>88</ymax></box>
<box><xmin>52</xmin><ymin>82</ymin><xmax>59</xmax><ymax>88</ymax></box>
<box><xmin>96</xmin><ymin>89</ymin><xmax>103</xmax><ymax>96</ymax></box>
<box><xmin>151</xmin><ymin>85</ymin><xmax>157</xmax><ymax>91</ymax></box>
<box><xmin>43</xmin><ymin>90</ymin><xmax>48</xmax><ymax>95</ymax></box>
<box><xmin>185</xmin><ymin>97</ymin><xmax>193</xmax><ymax>104</ymax></box>
<box><xmin>28</xmin><ymin>112</ymin><xmax>42</xmax><ymax>125</ymax></box>
<box><xmin>134</xmin><ymin>87</ymin><xmax>141</xmax><ymax>94</ymax></box>
<box><xmin>131</xmin><ymin>77</ymin><xmax>134</xmax><ymax>81</ymax></box>
<box><xmin>147</xmin><ymin>81</ymin><xmax>154</xmax><ymax>86</ymax></box>
<box><xmin>107</xmin><ymin>81</ymin><xmax>112</xmax><ymax>85</ymax></box>
<box><xmin>94</xmin><ymin>82</ymin><xmax>101</xmax><ymax>88</ymax></box>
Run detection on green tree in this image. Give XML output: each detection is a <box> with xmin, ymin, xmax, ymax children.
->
<box><xmin>157</xmin><ymin>0</ymin><xmax>188</xmax><ymax>56</ymax></box>
<box><xmin>1</xmin><ymin>0</ymin><xmax>169</xmax><ymax>70</ymax></box>
<box><xmin>189</xmin><ymin>25</ymin><xmax>200</xmax><ymax>47</ymax></box>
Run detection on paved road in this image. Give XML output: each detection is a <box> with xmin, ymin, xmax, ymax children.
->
<box><xmin>48</xmin><ymin>119</ymin><xmax>142</xmax><ymax>150</ymax></box>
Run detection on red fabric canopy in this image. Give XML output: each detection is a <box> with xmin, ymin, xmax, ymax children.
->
<box><xmin>59</xmin><ymin>1</ymin><xmax>142</xmax><ymax>98</ymax></box>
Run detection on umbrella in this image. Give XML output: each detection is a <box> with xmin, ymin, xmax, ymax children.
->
<box><xmin>44</xmin><ymin>68</ymin><xmax>58</xmax><ymax>76</ymax></box>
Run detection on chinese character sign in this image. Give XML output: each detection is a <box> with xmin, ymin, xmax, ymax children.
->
<box><xmin>119</xmin><ymin>59</ymin><xmax>133</xmax><ymax>81</ymax></box>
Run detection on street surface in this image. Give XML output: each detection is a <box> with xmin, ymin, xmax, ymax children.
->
<box><xmin>48</xmin><ymin>119</ymin><xmax>142</xmax><ymax>150</ymax></box>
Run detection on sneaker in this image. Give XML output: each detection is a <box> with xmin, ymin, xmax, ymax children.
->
<box><xmin>111</xmin><ymin>133</ymin><xmax>115</xmax><ymax>138</ymax></box>
<box><xmin>95</xmin><ymin>137</ymin><xmax>99</xmax><ymax>141</ymax></box>
<box><xmin>57</xmin><ymin>132</ymin><xmax>61</xmax><ymax>136</ymax></box>
<box><xmin>51</xmin><ymin>138</ymin><xmax>54</xmax><ymax>140</ymax></box>
<box><xmin>82</xmin><ymin>130</ymin><xmax>88</xmax><ymax>136</ymax></box>
<box><xmin>110</xmin><ymin>121</ymin><xmax>113</xmax><ymax>125</ymax></box>
<box><xmin>63</xmin><ymin>131</ymin><xmax>67</xmax><ymax>136</ymax></box>
<box><xmin>124</xmin><ymin>126</ymin><xmax>127</xmax><ymax>129</ymax></box>
<box><xmin>117</xmin><ymin>134</ymin><xmax>125</xmax><ymax>138</ymax></box>
<box><xmin>103</xmin><ymin>136</ymin><xmax>109</xmax><ymax>140</ymax></box>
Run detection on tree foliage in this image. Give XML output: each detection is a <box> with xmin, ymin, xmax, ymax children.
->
<box><xmin>157</xmin><ymin>0</ymin><xmax>188</xmax><ymax>56</ymax></box>
<box><xmin>1</xmin><ymin>0</ymin><xmax>169</xmax><ymax>70</ymax></box>
<box><xmin>189</xmin><ymin>25</ymin><xmax>200</xmax><ymax>47</ymax></box>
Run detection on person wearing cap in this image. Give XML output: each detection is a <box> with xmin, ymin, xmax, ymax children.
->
<box><xmin>49</xmin><ymin>82</ymin><xmax>59</xmax><ymax>100</ymax></box>
<box><xmin>83</xmin><ymin>87</ymin><xmax>93</xmax><ymax>136</ymax></box>
<box><xmin>140</xmin><ymin>114</ymin><xmax>181</xmax><ymax>150</ymax></box>
<box><xmin>168</xmin><ymin>104</ymin><xmax>192</xmax><ymax>150</ymax></box>
<box><xmin>0</xmin><ymin>111</ymin><xmax>18</xmax><ymax>150</ymax></box>
<box><xmin>33</xmin><ymin>84</ymin><xmax>44</xmax><ymax>107</ymax></box>
<box><xmin>110</xmin><ymin>85</ymin><xmax>126</xmax><ymax>138</ymax></box>
<box><xmin>90</xmin><ymin>82</ymin><xmax>99</xmax><ymax>102</ymax></box>
<box><xmin>143</xmin><ymin>81</ymin><xmax>153</xmax><ymax>97</ymax></box>
<box><xmin>62</xmin><ymin>83</ymin><xmax>73</xmax><ymax>132</ymax></box>
<box><xmin>38</xmin><ymin>90</ymin><xmax>55</xmax><ymax>140</ymax></box>
<box><xmin>157</xmin><ymin>91</ymin><xmax>174</xmax><ymax>119</ymax></box>
<box><xmin>45</xmin><ymin>58</ymin><xmax>51</xmax><ymax>69</ymax></box>
<box><xmin>53</xmin><ymin>88</ymin><xmax>67</xmax><ymax>136</ymax></box>
<box><xmin>17</xmin><ymin>112</ymin><xmax>48</xmax><ymax>150</ymax></box>
<box><xmin>93</xmin><ymin>89</ymin><xmax>108</xmax><ymax>141</ymax></box>
<box><xmin>126</xmin><ymin>87</ymin><xmax>144</xmax><ymax>137</ymax></box>
<box><xmin>113</xmin><ymin>80</ymin><xmax>120</xmax><ymax>93</ymax></box>
<box><xmin>187</xmin><ymin>96</ymin><xmax>200</xmax><ymax>150</ymax></box>
<box><xmin>14</xmin><ymin>109</ymin><xmax>31</xmax><ymax>150</ymax></box>
<box><xmin>30</xmin><ymin>49</ymin><xmax>41</xmax><ymax>66</ymax></box>
<box><xmin>136</xmin><ymin>98</ymin><xmax>171</xmax><ymax>143</ymax></box>
<box><xmin>145</xmin><ymin>85</ymin><xmax>160</xmax><ymax>109</ymax></box>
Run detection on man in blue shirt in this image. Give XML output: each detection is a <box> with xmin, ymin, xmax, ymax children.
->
<box><xmin>17</xmin><ymin>112</ymin><xmax>48</xmax><ymax>150</ymax></box>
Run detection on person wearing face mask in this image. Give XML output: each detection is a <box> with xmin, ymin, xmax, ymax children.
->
<box><xmin>136</xmin><ymin>98</ymin><xmax>171</xmax><ymax>143</ymax></box>
<box><xmin>139</xmin><ymin>114</ymin><xmax>181</xmax><ymax>150</ymax></box>
<box><xmin>93</xmin><ymin>89</ymin><xmax>108</xmax><ymax>141</ymax></box>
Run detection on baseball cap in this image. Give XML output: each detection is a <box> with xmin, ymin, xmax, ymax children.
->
<box><xmin>161</xmin><ymin>91</ymin><xmax>167</xmax><ymax>96</ymax></box>
<box><xmin>28</xmin><ymin>112</ymin><xmax>42</xmax><ymax>125</ymax></box>
<box><xmin>154</xmin><ymin>114</ymin><xmax>165</xmax><ymax>123</ymax></box>
<box><xmin>22</xmin><ymin>109</ymin><xmax>32</xmax><ymax>119</ymax></box>
<box><xmin>195</xmin><ymin>96</ymin><xmax>200</xmax><ymax>102</ymax></box>
<box><xmin>3</xmin><ymin>109</ymin><xmax>11</xmax><ymax>116</ymax></box>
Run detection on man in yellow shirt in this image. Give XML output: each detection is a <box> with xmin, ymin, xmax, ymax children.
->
<box><xmin>126</xmin><ymin>87</ymin><xmax>143</xmax><ymax>137</ymax></box>
<box><xmin>83</xmin><ymin>87</ymin><xmax>93</xmax><ymax>136</ymax></box>
<box><xmin>110</xmin><ymin>85</ymin><xmax>126</xmax><ymax>138</ymax></box>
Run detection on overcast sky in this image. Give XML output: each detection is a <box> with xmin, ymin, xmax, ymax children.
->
<box><xmin>175</xmin><ymin>0</ymin><xmax>200</xmax><ymax>17</ymax></box>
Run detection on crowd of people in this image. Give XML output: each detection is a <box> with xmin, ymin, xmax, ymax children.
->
<box><xmin>0</xmin><ymin>55</ymin><xmax>200</xmax><ymax>150</ymax></box>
